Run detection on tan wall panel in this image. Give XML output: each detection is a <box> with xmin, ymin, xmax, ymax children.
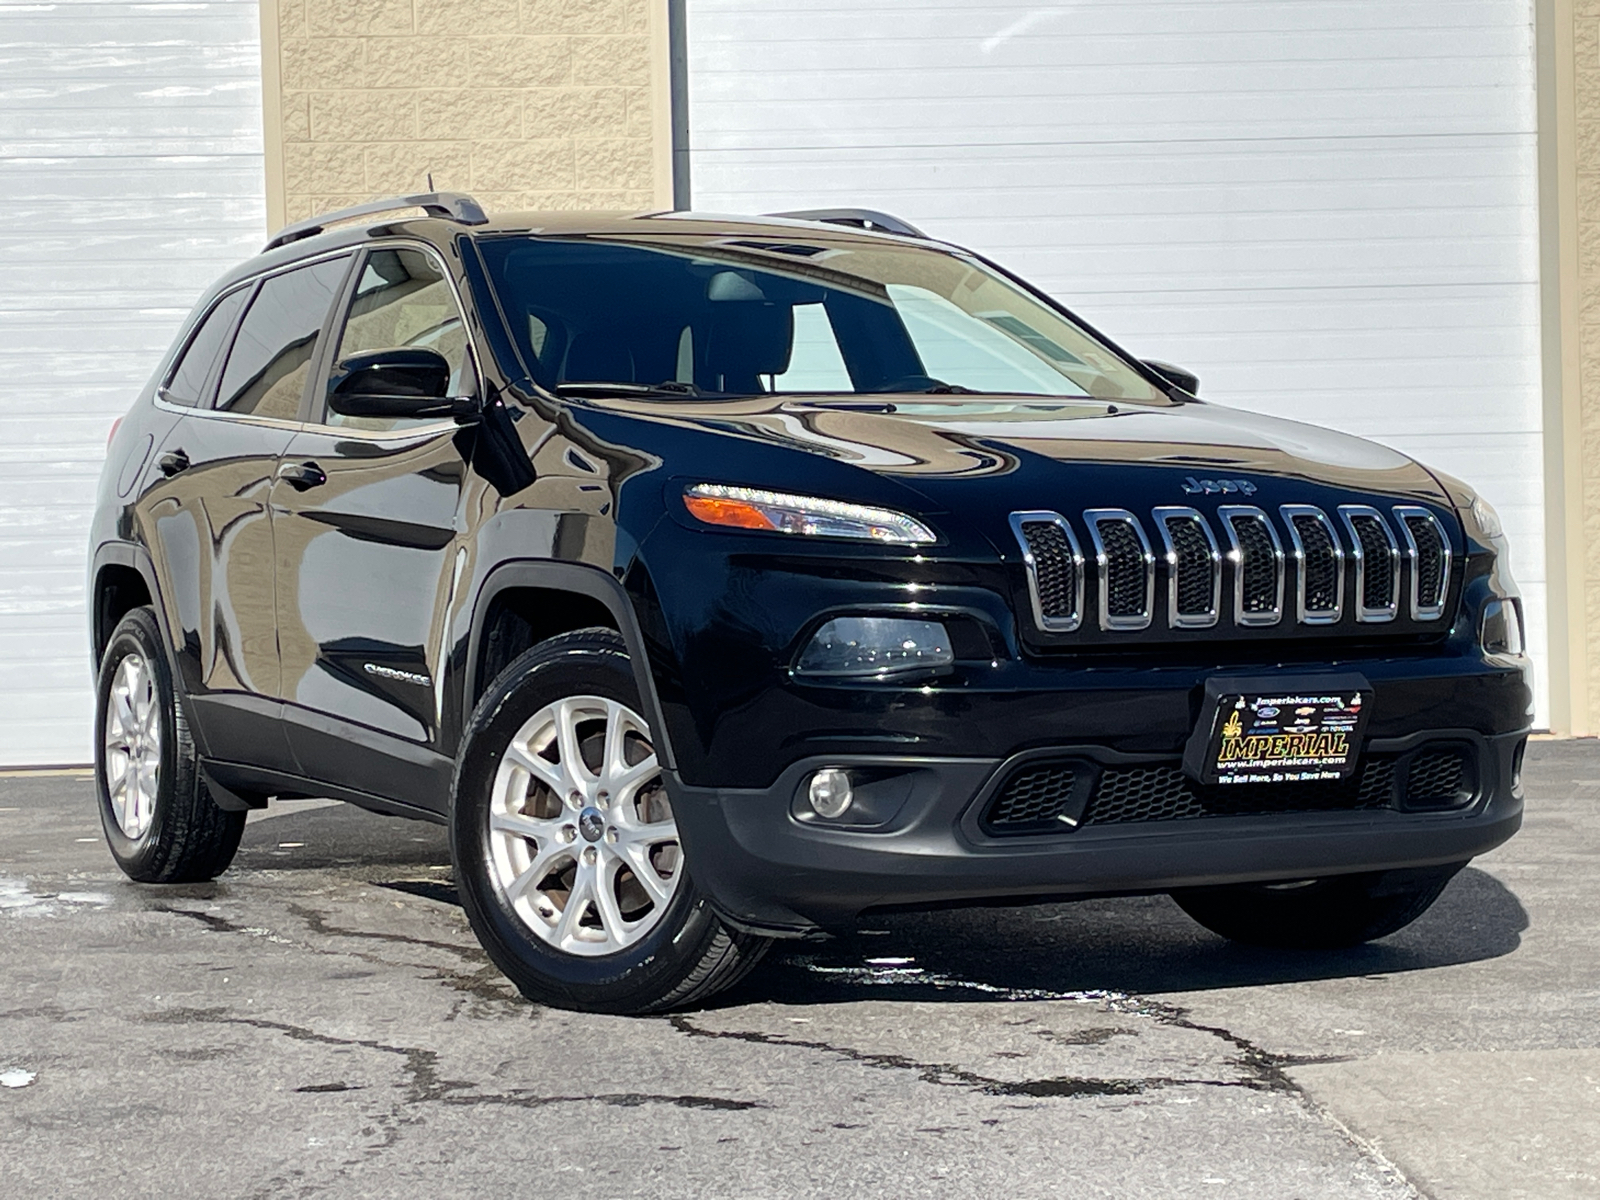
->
<box><xmin>259</xmin><ymin>0</ymin><xmax>669</xmax><ymax>229</ymax></box>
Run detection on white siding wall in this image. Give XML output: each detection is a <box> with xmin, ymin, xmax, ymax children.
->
<box><xmin>0</xmin><ymin>0</ymin><xmax>264</xmax><ymax>764</ymax></box>
<box><xmin>687</xmin><ymin>0</ymin><xmax>1547</xmax><ymax>721</ymax></box>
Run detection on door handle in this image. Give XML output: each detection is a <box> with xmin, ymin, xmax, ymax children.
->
<box><xmin>277</xmin><ymin>460</ymin><xmax>327</xmax><ymax>491</ymax></box>
<box><xmin>157</xmin><ymin>449</ymin><xmax>189</xmax><ymax>477</ymax></box>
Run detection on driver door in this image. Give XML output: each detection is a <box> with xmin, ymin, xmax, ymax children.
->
<box><xmin>270</xmin><ymin>244</ymin><xmax>478</xmax><ymax>811</ymax></box>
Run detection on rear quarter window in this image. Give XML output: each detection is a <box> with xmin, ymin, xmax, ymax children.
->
<box><xmin>161</xmin><ymin>287</ymin><xmax>249</xmax><ymax>407</ymax></box>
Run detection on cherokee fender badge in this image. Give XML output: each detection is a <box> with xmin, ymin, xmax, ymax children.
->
<box><xmin>1182</xmin><ymin>475</ymin><xmax>1258</xmax><ymax>496</ymax></box>
<box><xmin>363</xmin><ymin>662</ymin><xmax>433</xmax><ymax>687</ymax></box>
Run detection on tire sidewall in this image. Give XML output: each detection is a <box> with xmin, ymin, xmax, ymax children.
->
<box><xmin>95</xmin><ymin>608</ymin><xmax>184</xmax><ymax>877</ymax></box>
<box><xmin>451</xmin><ymin>632</ymin><xmax>725</xmax><ymax>1011</ymax></box>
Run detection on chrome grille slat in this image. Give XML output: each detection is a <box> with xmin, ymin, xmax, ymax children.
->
<box><xmin>1217</xmin><ymin>505</ymin><xmax>1284</xmax><ymax>627</ymax></box>
<box><xmin>1153</xmin><ymin>507</ymin><xmax>1220</xmax><ymax>629</ymax></box>
<box><xmin>1008</xmin><ymin>511</ymin><xmax>1084</xmax><ymax>632</ymax></box>
<box><xmin>1394</xmin><ymin>505</ymin><xmax>1450</xmax><ymax>620</ymax></box>
<box><xmin>1280</xmin><ymin>504</ymin><xmax>1344</xmax><ymax>624</ymax></box>
<box><xmin>1083</xmin><ymin>509</ymin><xmax>1154</xmax><ymax>631</ymax></box>
<box><xmin>1338</xmin><ymin>505</ymin><xmax>1400</xmax><ymax>622</ymax></box>
<box><xmin>1009</xmin><ymin>501</ymin><xmax>1452</xmax><ymax>634</ymax></box>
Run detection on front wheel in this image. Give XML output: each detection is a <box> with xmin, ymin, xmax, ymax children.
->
<box><xmin>1171</xmin><ymin>862</ymin><xmax>1467</xmax><ymax>949</ymax></box>
<box><xmin>451</xmin><ymin>628</ymin><xmax>768</xmax><ymax>1013</ymax></box>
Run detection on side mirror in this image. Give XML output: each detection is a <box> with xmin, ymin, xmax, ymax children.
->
<box><xmin>1142</xmin><ymin>359</ymin><xmax>1199</xmax><ymax>396</ymax></box>
<box><xmin>327</xmin><ymin>348</ymin><xmax>479</xmax><ymax>421</ymax></box>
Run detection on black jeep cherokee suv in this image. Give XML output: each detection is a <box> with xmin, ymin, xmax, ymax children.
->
<box><xmin>90</xmin><ymin>193</ymin><xmax>1531</xmax><ymax>1013</ymax></box>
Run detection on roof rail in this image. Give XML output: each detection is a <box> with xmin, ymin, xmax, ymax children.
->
<box><xmin>263</xmin><ymin>192</ymin><xmax>489</xmax><ymax>252</ymax></box>
<box><xmin>767</xmin><ymin>208</ymin><xmax>927</xmax><ymax>238</ymax></box>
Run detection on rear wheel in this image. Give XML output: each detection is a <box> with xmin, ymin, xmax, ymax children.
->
<box><xmin>451</xmin><ymin>628</ymin><xmax>768</xmax><ymax>1013</ymax></box>
<box><xmin>1171</xmin><ymin>862</ymin><xmax>1467</xmax><ymax>949</ymax></box>
<box><xmin>95</xmin><ymin>607</ymin><xmax>245</xmax><ymax>882</ymax></box>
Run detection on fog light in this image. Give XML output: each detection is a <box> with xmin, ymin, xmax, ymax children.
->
<box><xmin>808</xmin><ymin>768</ymin><xmax>854</xmax><ymax>819</ymax></box>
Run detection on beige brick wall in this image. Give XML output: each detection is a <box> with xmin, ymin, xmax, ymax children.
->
<box><xmin>260</xmin><ymin>0</ymin><xmax>671</xmax><ymax>228</ymax></box>
<box><xmin>1576</xmin><ymin>6</ymin><xmax>1600</xmax><ymax>722</ymax></box>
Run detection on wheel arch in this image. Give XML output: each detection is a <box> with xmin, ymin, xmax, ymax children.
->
<box><xmin>463</xmin><ymin>560</ymin><xmax>677</xmax><ymax>771</ymax></box>
<box><xmin>90</xmin><ymin>541</ymin><xmax>165</xmax><ymax>668</ymax></box>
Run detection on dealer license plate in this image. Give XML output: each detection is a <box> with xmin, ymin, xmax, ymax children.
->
<box><xmin>1185</xmin><ymin>677</ymin><xmax>1372</xmax><ymax>786</ymax></box>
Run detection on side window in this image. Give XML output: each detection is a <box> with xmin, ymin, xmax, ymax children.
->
<box><xmin>215</xmin><ymin>255</ymin><xmax>351</xmax><ymax>420</ymax></box>
<box><xmin>324</xmin><ymin>248</ymin><xmax>475</xmax><ymax>432</ymax></box>
<box><xmin>161</xmin><ymin>287</ymin><xmax>249</xmax><ymax>407</ymax></box>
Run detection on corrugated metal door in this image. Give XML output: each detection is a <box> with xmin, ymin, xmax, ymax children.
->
<box><xmin>0</xmin><ymin>0</ymin><xmax>265</xmax><ymax>764</ymax></box>
<box><xmin>686</xmin><ymin>0</ymin><xmax>1547</xmax><ymax>720</ymax></box>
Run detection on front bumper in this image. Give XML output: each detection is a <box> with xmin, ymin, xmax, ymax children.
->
<box><xmin>668</xmin><ymin>726</ymin><xmax>1527</xmax><ymax>936</ymax></box>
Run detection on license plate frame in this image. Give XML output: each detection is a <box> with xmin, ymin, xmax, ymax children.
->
<box><xmin>1182</xmin><ymin>674</ymin><xmax>1373</xmax><ymax>787</ymax></box>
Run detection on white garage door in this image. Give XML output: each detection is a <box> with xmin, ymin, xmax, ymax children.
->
<box><xmin>687</xmin><ymin>0</ymin><xmax>1547</xmax><ymax>721</ymax></box>
<box><xmin>0</xmin><ymin>0</ymin><xmax>265</xmax><ymax>765</ymax></box>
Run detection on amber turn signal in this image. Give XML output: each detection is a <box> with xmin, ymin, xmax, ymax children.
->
<box><xmin>682</xmin><ymin>494</ymin><xmax>779</xmax><ymax>531</ymax></box>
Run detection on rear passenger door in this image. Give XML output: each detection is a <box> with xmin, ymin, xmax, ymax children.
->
<box><xmin>139</xmin><ymin>253</ymin><xmax>352</xmax><ymax>770</ymax></box>
<box><xmin>270</xmin><ymin>244</ymin><xmax>476</xmax><ymax>811</ymax></box>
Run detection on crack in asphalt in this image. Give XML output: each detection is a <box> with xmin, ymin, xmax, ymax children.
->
<box><xmin>668</xmin><ymin>995</ymin><xmax>1356</xmax><ymax>1103</ymax></box>
<box><xmin>154</xmin><ymin>903</ymin><xmax>523</xmax><ymax>1013</ymax></box>
<box><xmin>138</xmin><ymin>1007</ymin><xmax>765</xmax><ymax>1116</ymax></box>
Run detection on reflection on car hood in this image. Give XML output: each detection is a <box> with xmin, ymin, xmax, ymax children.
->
<box><xmin>583</xmin><ymin>393</ymin><xmax>1448</xmax><ymax>505</ymax></box>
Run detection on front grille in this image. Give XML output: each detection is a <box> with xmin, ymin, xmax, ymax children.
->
<box><xmin>1396</xmin><ymin>506</ymin><xmax>1450</xmax><ymax>619</ymax></box>
<box><xmin>1221</xmin><ymin>506</ymin><xmax>1284</xmax><ymax>626</ymax></box>
<box><xmin>1156</xmin><ymin>508</ymin><xmax>1219</xmax><ymax>628</ymax></box>
<box><xmin>1085</xmin><ymin>510</ymin><xmax>1153</xmax><ymax>630</ymax></box>
<box><xmin>1006</xmin><ymin>500</ymin><xmax>1453</xmax><ymax>635</ymax></box>
<box><xmin>1283</xmin><ymin>506</ymin><xmax>1343</xmax><ymax>622</ymax></box>
<box><xmin>1342</xmin><ymin>507</ymin><xmax>1399</xmax><ymax>622</ymax></box>
<box><xmin>1010</xmin><ymin>513</ymin><xmax>1083</xmax><ymax>631</ymax></box>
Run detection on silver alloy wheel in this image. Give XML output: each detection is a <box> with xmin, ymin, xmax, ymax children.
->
<box><xmin>103</xmin><ymin>652</ymin><xmax>161</xmax><ymax>840</ymax></box>
<box><xmin>487</xmin><ymin>694</ymin><xmax>681</xmax><ymax>956</ymax></box>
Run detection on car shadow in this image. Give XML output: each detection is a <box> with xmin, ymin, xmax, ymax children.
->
<box><xmin>711</xmin><ymin>866</ymin><xmax>1528</xmax><ymax>1007</ymax></box>
<box><xmin>227</xmin><ymin>801</ymin><xmax>1529</xmax><ymax>1006</ymax></box>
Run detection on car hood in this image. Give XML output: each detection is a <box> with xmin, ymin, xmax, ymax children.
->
<box><xmin>583</xmin><ymin>393</ymin><xmax>1451</xmax><ymax>514</ymax></box>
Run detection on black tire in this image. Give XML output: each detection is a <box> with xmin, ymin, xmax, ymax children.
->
<box><xmin>95</xmin><ymin>606</ymin><xmax>245</xmax><ymax>883</ymax></box>
<box><xmin>451</xmin><ymin>627</ymin><xmax>769</xmax><ymax>1014</ymax></box>
<box><xmin>1171</xmin><ymin>861</ymin><xmax>1467</xmax><ymax>949</ymax></box>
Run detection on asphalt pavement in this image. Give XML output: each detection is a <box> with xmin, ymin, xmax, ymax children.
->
<box><xmin>2</xmin><ymin>741</ymin><xmax>1596</xmax><ymax>1199</ymax></box>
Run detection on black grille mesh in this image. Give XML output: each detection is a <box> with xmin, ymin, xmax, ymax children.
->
<box><xmin>1020</xmin><ymin>520</ymin><xmax>1078</xmax><ymax>623</ymax></box>
<box><xmin>1405</xmin><ymin>515</ymin><xmax>1447</xmax><ymax>609</ymax></box>
<box><xmin>1084</xmin><ymin>760</ymin><xmax>1394</xmax><ymax>825</ymax></box>
<box><xmin>984</xmin><ymin>758</ymin><xmax>1396</xmax><ymax>832</ymax></box>
<box><xmin>1167</xmin><ymin>517</ymin><xmax>1215</xmax><ymax>616</ymax></box>
<box><xmin>1292</xmin><ymin>514</ymin><xmax>1340</xmax><ymax>612</ymax></box>
<box><xmin>1098</xmin><ymin>519</ymin><xmax>1148</xmax><ymax>619</ymax></box>
<box><xmin>1405</xmin><ymin>749</ymin><xmax>1468</xmax><ymax>809</ymax></box>
<box><xmin>985</xmin><ymin>763</ymin><xmax>1077</xmax><ymax>826</ymax></box>
<box><xmin>1230</xmin><ymin>513</ymin><xmax>1279</xmax><ymax>615</ymax></box>
<box><xmin>981</xmin><ymin>746</ymin><xmax>1484</xmax><ymax>834</ymax></box>
<box><xmin>1350</xmin><ymin>514</ymin><xmax>1396</xmax><ymax>611</ymax></box>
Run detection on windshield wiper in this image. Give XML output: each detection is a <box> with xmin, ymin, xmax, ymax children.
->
<box><xmin>555</xmin><ymin>380</ymin><xmax>708</xmax><ymax>399</ymax></box>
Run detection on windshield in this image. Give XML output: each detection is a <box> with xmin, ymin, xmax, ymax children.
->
<box><xmin>475</xmin><ymin>234</ymin><xmax>1170</xmax><ymax>403</ymax></box>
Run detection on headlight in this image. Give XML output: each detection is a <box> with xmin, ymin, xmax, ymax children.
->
<box><xmin>684</xmin><ymin>484</ymin><xmax>935</xmax><ymax>545</ymax></box>
<box><xmin>1471</xmin><ymin>495</ymin><xmax>1504</xmax><ymax>540</ymax></box>
<box><xmin>1480</xmin><ymin>597</ymin><xmax>1524</xmax><ymax>657</ymax></box>
<box><xmin>795</xmin><ymin>616</ymin><xmax>953</xmax><ymax>679</ymax></box>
